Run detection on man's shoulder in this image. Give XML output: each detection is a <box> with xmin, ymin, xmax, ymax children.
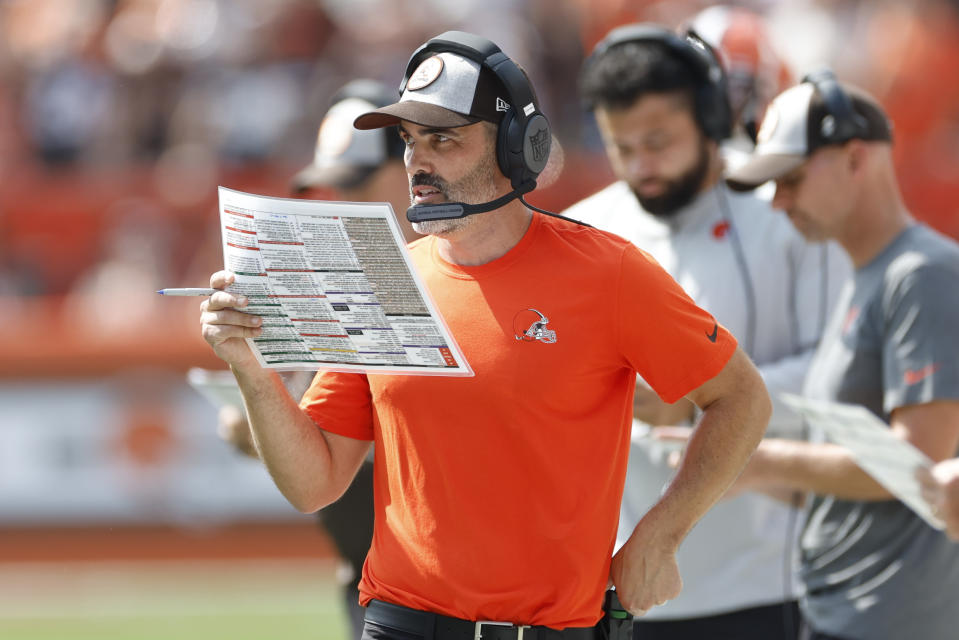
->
<box><xmin>881</xmin><ymin>226</ymin><xmax>959</xmax><ymax>295</ymax></box>
<box><xmin>539</xmin><ymin>210</ymin><xmax>632</xmax><ymax>247</ymax></box>
<box><xmin>562</xmin><ymin>181</ymin><xmax>637</xmax><ymax>226</ymax></box>
<box><xmin>536</xmin><ymin>211</ymin><xmax>640</xmax><ymax>265</ymax></box>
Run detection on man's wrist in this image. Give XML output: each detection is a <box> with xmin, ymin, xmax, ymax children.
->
<box><xmin>632</xmin><ymin>503</ymin><xmax>690</xmax><ymax>552</ymax></box>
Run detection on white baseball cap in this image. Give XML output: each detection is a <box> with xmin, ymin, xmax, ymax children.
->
<box><xmin>725</xmin><ymin>78</ymin><xmax>892</xmax><ymax>191</ymax></box>
<box><xmin>292</xmin><ymin>80</ymin><xmax>404</xmax><ymax>192</ymax></box>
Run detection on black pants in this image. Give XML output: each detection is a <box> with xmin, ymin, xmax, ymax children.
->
<box><xmin>633</xmin><ymin>601</ymin><xmax>801</xmax><ymax>640</ymax></box>
<box><xmin>317</xmin><ymin>459</ymin><xmax>375</xmax><ymax>640</ymax></box>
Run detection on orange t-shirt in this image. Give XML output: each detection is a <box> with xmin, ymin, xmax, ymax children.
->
<box><xmin>300</xmin><ymin>212</ymin><xmax>736</xmax><ymax>628</ymax></box>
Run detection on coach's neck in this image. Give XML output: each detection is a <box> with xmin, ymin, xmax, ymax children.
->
<box><xmin>434</xmin><ymin>200</ymin><xmax>533</xmax><ymax>266</ymax></box>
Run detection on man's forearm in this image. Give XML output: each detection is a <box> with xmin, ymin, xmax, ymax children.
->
<box><xmin>231</xmin><ymin>363</ymin><xmax>351</xmax><ymax>512</ymax></box>
<box><xmin>650</xmin><ymin>390</ymin><xmax>770</xmax><ymax>540</ymax></box>
<box><xmin>636</xmin><ymin>349</ymin><xmax>772</xmax><ymax>543</ymax></box>
<box><xmin>749</xmin><ymin>439</ymin><xmax>891</xmax><ymax>501</ymax></box>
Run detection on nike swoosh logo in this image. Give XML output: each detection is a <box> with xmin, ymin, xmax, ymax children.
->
<box><xmin>706</xmin><ymin>322</ymin><xmax>718</xmax><ymax>343</ymax></box>
<box><xmin>904</xmin><ymin>363</ymin><xmax>940</xmax><ymax>386</ymax></box>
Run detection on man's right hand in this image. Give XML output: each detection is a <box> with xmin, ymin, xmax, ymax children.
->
<box><xmin>200</xmin><ymin>270</ymin><xmax>262</xmax><ymax>369</ymax></box>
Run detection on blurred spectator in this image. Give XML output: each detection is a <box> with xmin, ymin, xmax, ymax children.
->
<box><xmin>23</xmin><ymin>54</ymin><xmax>117</xmax><ymax>166</ymax></box>
<box><xmin>685</xmin><ymin>4</ymin><xmax>794</xmax><ymax>146</ymax></box>
<box><xmin>859</xmin><ymin>0</ymin><xmax>959</xmax><ymax>240</ymax></box>
<box><xmin>65</xmin><ymin>197</ymin><xmax>174</xmax><ymax>335</ymax></box>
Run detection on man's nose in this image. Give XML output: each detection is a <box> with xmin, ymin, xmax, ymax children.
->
<box><xmin>405</xmin><ymin>143</ymin><xmax>434</xmax><ymax>176</ymax></box>
<box><xmin>623</xmin><ymin>152</ymin><xmax>658</xmax><ymax>182</ymax></box>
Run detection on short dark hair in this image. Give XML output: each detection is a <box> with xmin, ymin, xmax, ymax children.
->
<box><xmin>580</xmin><ymin>40</ymin><xmax>700</xmax><ymax>112</ymax></box>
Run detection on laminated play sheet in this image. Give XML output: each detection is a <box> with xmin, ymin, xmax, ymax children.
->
<box><xmin>780</xmin><ymin>393</ymin><xmax>943</xmax><ymax>530</ymax></box>
<box><xmin>218</xmin><ymin>187</ymin><xmax>472</xmax><ymax>376</ymax></box>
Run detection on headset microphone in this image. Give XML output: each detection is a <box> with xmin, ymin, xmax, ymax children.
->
<box><xmin>406</xmin><ymin>181</ymin><xmax>534</xmax><ymax>223</ymax></box>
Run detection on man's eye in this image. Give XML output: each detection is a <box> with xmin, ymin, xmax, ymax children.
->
<box><xmin>644</xmin><ymin>137</ymin><xmax>670</xmax><ymax>152</ymax></box>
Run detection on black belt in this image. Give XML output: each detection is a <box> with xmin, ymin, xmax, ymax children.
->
<box><xmin>365</xmin><ymin>599</ymin><xmax>598</xmax><ymax>640</ymax></box>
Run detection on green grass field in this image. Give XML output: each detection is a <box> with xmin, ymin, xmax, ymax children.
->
<box><xmin>0</xmin><ymin>559</ymin><xmax>349</xmax><ymax>640</ymax></box>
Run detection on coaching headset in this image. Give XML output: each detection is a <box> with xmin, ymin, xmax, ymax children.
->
<box><xmin>587</xmin><ymin>24</ymin><xmax>733</xmax><ymax>142</ymax></box>
<box><xmin>801</xmin><ymin>68</ymin><xmax>872</xmax><ymax>144</ymax></box>
<box><xmin>401</xmin><ymin>31</ymin><xmax>553</xmax><ymax>223</ymax></box>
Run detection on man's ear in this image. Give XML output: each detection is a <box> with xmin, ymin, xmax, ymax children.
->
<box><xmin>846</xmin><ymin>140</ymin><xmax>867</xmax><ymax>175</ymax></box>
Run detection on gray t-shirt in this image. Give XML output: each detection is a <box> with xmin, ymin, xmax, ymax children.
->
<box><xmin>801</xmin><ymin>224</ymin><xmax>959</xmax><ymax>639</ymax></box>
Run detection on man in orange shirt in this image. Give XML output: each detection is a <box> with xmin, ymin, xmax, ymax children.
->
<box><xmin>199</xmin><ymin>31</ymin><xmax>771</xmax><ymax>639</ymax></box>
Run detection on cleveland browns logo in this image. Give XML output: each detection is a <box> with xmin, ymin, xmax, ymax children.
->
<box><xmin>408</xmin><ymin>55</ymin><xmax>444</xmax><ymax>91</ymax></box>
<box><xmin>513</xmin><ymin>308</ymin><xmax>557</xmax><ymax>344</ymax></box>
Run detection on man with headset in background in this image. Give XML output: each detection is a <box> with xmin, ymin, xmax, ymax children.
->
<box><xmin>198</xmin><ymin>30</ymin><xmax>773</xmax><ymax>640</ymax></box>
<box><xmin>564</xmin><ymin>24</ymin><xmax>850</xmax><ymax>640</ymax></box>
<box><xmin>725</xmin><ymin>74</ymin><xmax>959</xmax><ymax>640</ymax></box>
<box><xmin>215</xmin><ymin>78</ymin><xmax>417</xmax><ymax>640</ymax></box>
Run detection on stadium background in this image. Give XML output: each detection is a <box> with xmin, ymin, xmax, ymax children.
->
<box><xmin>1</xmin><ymin>1</ymin><xmax>957</xmax><ymax>638</ymax></box>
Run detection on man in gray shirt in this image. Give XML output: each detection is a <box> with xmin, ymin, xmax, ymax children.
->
<box><xmin>725</xmin><ymin>72</ymin><xmax>959</xmax><ymax>640</ymax></box>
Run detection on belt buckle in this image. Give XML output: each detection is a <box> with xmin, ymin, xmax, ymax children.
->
<box><xmin>473</xmin><ymin>620</ymin><xmax>530</xmax><ymax>640</ymax></box>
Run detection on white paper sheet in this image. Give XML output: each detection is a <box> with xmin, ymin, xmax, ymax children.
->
<box><xmin>779</xmin><ymin>392</ymin><xmax>944</xmax><ymax>529</ymax></box>
<box><xmin>217</xmin><ymin>187</ymin><xmax>472</xmax><ymax>376</ymax></box>
<box><xmin>186</xmin><ymin>367</ymin><xmax>244</xmax><ymax>409</ymax></box>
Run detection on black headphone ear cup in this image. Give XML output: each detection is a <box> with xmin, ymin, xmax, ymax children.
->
<box><xmin>697</xmin><ymin>86</ymin><xmax>732</xmax><ymax>140</ymax></box>
<box><xmin>802</xmin><ymin>70</ymin><xmax>869</xmax><ymax>144</ymax></box>
<box><xmin>521</xmin><ymin>114</ymin><xmax>551</xmax><ymax>177</ymax></box>
<box><xmin>685</xmin><ymin>31</ymin><xmax>732</xmax><ymax>141</ymax></box>
<box><xmin>497</xmin><ymin>111</ymin><xmax>551</xmax><ymax>189</ymax></box>
<box><xmin>692</xmin><ymin>62</ymin><xmax>731</xmax><ymax>140</ymax></box>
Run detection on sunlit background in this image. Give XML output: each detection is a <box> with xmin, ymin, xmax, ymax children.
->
<box><xmin>1</xmin><ymin>1</ymin><xmax>957</xmax><ymax>638</ymax></box>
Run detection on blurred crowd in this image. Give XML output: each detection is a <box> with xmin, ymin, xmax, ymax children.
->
<box><xmin>0</xmin><ymin>0</ymin><xmax>958</xmax><ymax>334</ymax></box>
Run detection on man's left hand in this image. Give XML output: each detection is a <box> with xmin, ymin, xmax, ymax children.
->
<box><xmin>609</xmin><ymin>524</ymin><xmax>682</xmax><ymax>616</ymax></box>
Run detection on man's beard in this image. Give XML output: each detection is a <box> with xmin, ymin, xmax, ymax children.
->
<box><xmin>632</xmin><ymin>139</ymin><xmax>711</xmax><ymax>218</ymax></box>
<box><xmin>409</xmin><ymin>154</ymin><xmax>500</xmax><ymax>236</ymax></box>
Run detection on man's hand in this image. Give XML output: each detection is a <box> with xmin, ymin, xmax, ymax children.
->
<box><xmin>200</xmin><ymin>271</ymin><xmax>262</xmax><ymax>369</ymax></box>
<box><xmin>609</xmin><ymin>523</ymin><xmax>682</xmax><ymax>616</ymax></box>
<box><xmin>633</xmin><ymin>384</ymin><xmax>695</xmax><ymax>426</ymax></box>
<box><xmin>217</xmin><ymin>405</ymin><xmax>259</xmax><ymax>459</ymax></box>
<box><xmin>918</xmin><ymin>459</ymin><xmax>959</xmax><ymax>541</ymax></box>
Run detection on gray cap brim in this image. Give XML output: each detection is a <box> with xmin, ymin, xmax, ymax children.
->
<box><xmin>725</xmin><ymin>153</ymin><xmax>806</xmax><ymax>192</ymax></box>
<box><xmin>290</xmin><ymin>163</ymin><xmax>378</xmax><ymax>193</ymax></box>
<box><xmin>354</xmin><ymin>101</ymin><xmax>480</xmax><ymax>130</ymax></box>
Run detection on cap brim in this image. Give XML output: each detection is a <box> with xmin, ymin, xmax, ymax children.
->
<box><xmin>290</xmin><ymin>163</ymin><xmax>377</xmax><ymax>193</ymax></box>
<box><xmin>725</xmin><ymin>153</ymin><xmax>806</xmax><ymax>192</ymax></box>
<box><xmin>353</xmin><ymin>101</ymin><xmax>479</xmax><ymax>130</ymax></box>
